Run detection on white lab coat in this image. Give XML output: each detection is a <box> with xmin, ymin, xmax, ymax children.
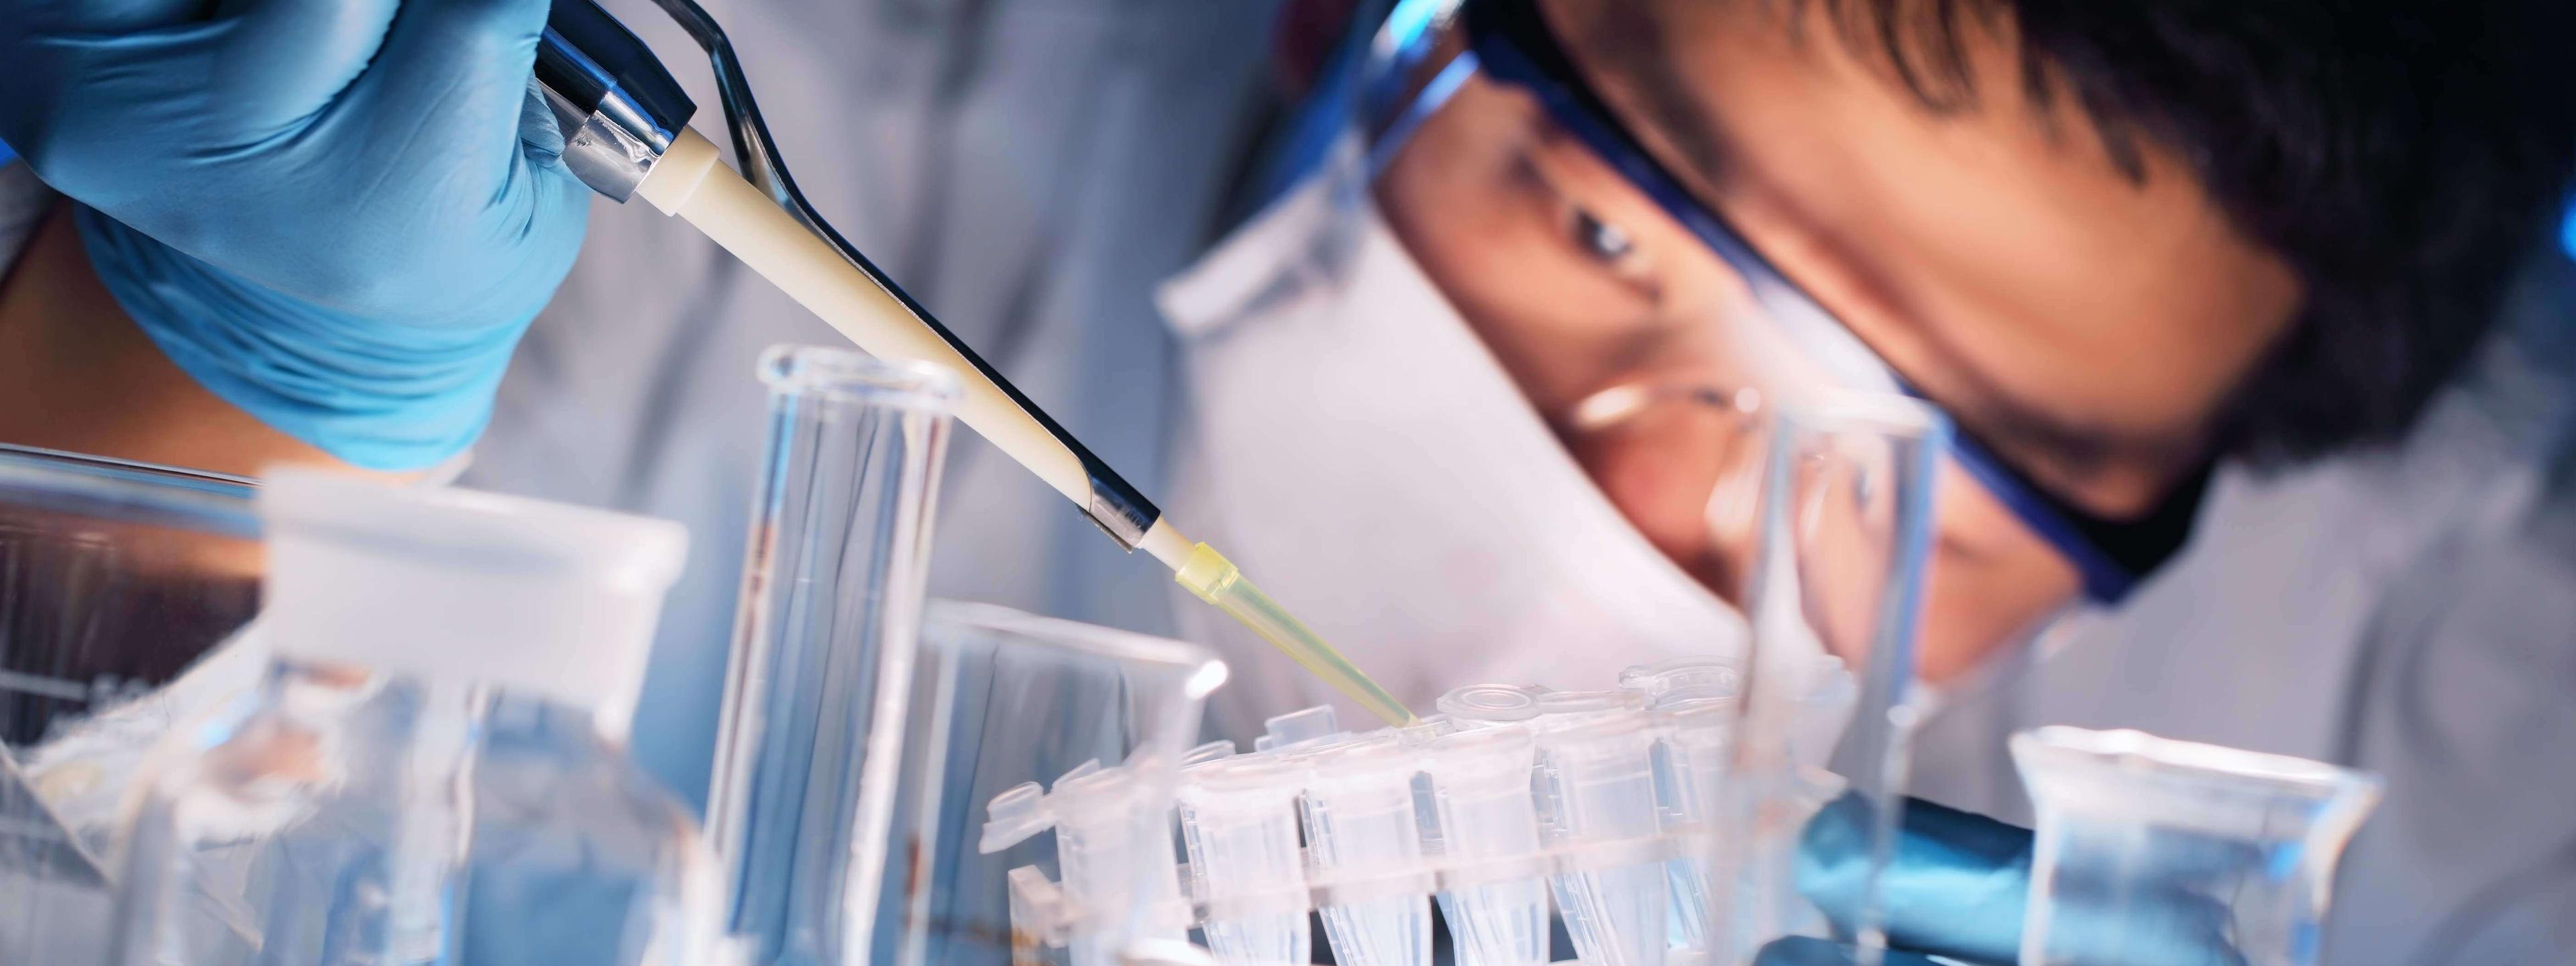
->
<box><xmin>1909</xmin><ymin>250</ymin><xmax>2576</xmax><ymax>963</ymax></box>
<box><xmin>455</xmin><ymin>0</ymin><xmax>1285</xmax><ymax>806</ymax></box>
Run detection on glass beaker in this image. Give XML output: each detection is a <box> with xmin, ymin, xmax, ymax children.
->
<box><xmin>0</xmin><ymin>445</ymin><xmax>264</xmax><ymax>964</ymax></box>
<box><xmin>931</xmin><ymin>601</ymin><xmax>1226</xmax><ymax>966</ymax></box>
<box><xmin>2011</xmin><ymin>727</ymin><xmax>2383</xmax><ymax>966</ymax></box>
<box><xmin>1716</xmin><ymin>394</ymin><xmax>1947</xmax><ymax>964</ymax></box>
<box><xmin>702</xmin><ymin>346</ymin><xmax>959</xmax><ymax>966</ymax></box>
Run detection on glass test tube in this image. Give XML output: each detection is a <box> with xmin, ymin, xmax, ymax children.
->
<box><xmin>1719</xmin><ymin>396</ymin><xmax>1947</xmax><ymax>963</ymax></box>
<box><xmin>703</xmin><ymin>346</ymin><xmax>959</xmax><ymax>966</ymax></box>
<box><xmin>2012</xmin><ymin>727</ymin><xmax>2383</xmax><ymax>966</ymax></box>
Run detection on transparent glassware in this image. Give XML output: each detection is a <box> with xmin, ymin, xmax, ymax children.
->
<box><xmin>2012</xmin><ymin>727</ymin><xmax>2383</xmax><ymax>966</ymax></box>
<box><xmin>107</xmin><ymin>469</ymin><xmax>720</xmax><ymax>966</ymax></box>
<box><xmin>0</xmin><ymin>445</ymin><xmax>263</xmax><ymax>963</ymax></box>
<box><xmin>926</xmin><ymin>602</ymin><xmax>1225</xmax><ymax>966</ymax></box>
<box><xmin>1717</xmin><ymin>395</ymin><xmax>1948</xmax><ymax>964</ymax></box>
<box><xmin>702</xmin><ymin>345</ymin><xmax>959</xmax><ymax>966</ymax></box>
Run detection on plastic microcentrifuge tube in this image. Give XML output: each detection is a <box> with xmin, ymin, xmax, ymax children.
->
<box><xmin>1418</xmin><ymin>726</ymin><xmax>1550</xmax><ymax>966</ymax></box>
<box><xmin>1533</xmin><ymin>708</ymin><xmax>1670</xmax><ymax>966</ymax></box>
<box><xmin>705</xmin><ymin>346</ymin><xmax>958</xmax><ymax>966</ymax></box>
<box><xmin>1299</xmin><ymin>735</ymin><xmax>1436</xmax><ymax>966</ymax></box>
<box><xmin>1619</xmin><ymin>657</ymin><xmax>1739</xmax><ymax>953</ymax></box>
<box><xmin>982</xmin><ymin>759</ymin><xmax>1192</xmax><ymax>966</ymax></box>
<box><xmin>2012</xmin><ymin>727</ymin><xmax>2383</xmax><ymax>966</ymax></box>
<box><xmin>1176</xmin><ymin>746</ymin><xmax>1313</xmax><ymax>966</ymax></box>
<box><xmin>1256</xmin><ymin>704</ymin><xmax>1352</xmax><ymax>753</ymax></box>
<box><xmin>1655</xmin><ymin>697</ymin><xmax>1735</xmax><ymax>955</ymax></box>
<box><xmin>1617</xmin><ymin>656</ymin><xmax>1740</xmax><ymax>709</ymax></box>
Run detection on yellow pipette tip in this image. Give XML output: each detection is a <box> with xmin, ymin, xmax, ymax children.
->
<box><xmin>1174</xmin><ymin>543</ymin><xmax>1416</xmax><ymax>727</ymax></box>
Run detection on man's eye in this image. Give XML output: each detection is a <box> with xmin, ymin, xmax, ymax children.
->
<box><xmin>1572</xmin><ymin>207</ymin><xmax>1635</xmax><ymax>262</ymax></box>
<box><xmin>1568</xmin><ymin>204</ymin><xmax>1660</xmax><ymax>286</ymax></box>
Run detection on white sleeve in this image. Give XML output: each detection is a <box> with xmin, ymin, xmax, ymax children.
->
<box><xmin>2326</xmin><ymin>462</ymin><xmax>2576</xmax><ymax>965</ymax></box>
<box><xmin>0</xmin><ymin>162</ymin><xmax>55</xmax><ymax>272</ymax></box>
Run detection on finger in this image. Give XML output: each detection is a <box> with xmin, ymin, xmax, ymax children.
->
<box><xmin>372</xmin><ymin>0</ymin><xmax>555</xmax><ymax>133</ymax></box>
<box><xmin>207</xmin><ymin>0</ymin><xmax>402</xmax><ymax>140</ymax></box>
<box><xmin>1798</xmin><ymin>794</ymin><xmax>2030</xmax><ymax>963</ymax></box>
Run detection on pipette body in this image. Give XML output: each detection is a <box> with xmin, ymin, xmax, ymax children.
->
<box><xmin>532</xmin><ymin>0</ymin><xmax>1415</xmax><ymax>726</ymax></box>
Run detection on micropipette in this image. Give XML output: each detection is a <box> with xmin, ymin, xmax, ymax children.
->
<box><xmin>531</xmin><ymin>0</ymin><xmax>1414</xmax><ymax>725</ymax></box>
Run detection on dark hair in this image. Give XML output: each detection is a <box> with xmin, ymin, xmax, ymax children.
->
<box><xmin>1665</xmin><ymin>0</ymin><xmax>2576</xmax><ymax>463</ymax></box>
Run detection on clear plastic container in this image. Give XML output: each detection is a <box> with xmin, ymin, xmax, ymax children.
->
<box><xmin>1719</xmin><ymin>396</ymin><xmax>1946</xmax><ymax>963</ymax></box>
<box><xmin>1299</xmin><ymin>736</ymin><xmax>1434</xmax><ymax>966</ymax></box>
<box><xmin>1617</xmin><ymin>657</ymin><xmax>1739</xmax><ymax>710</ymax></box>
<box><xmin>1176</xmin><ymin>745</ymin><xmax>1311</xmax><ymax>966</ymax></box>
<box><xmin>0</xmin><ymin>445</ymin><xmax>264</xmax><ymax>963</ymax></box>
<box><xmin>703</xmin><ymin>346</ymin><xmax>959</xmax><ymax>966</ymax></box>
<box><xmin>1417</xmin><ymin>725</ymin><xmax>1548</xmax><ymax>966</ymax></box>
<box><xmin>2012</xmin><ymin>727</ymin><xmax>2383</xmax><ymax>966</ymax></box>
<box><xmin>1533</xmin><ymin>708</ymin><xmax>1669</xmax><ymax>966</ymax></box>
<box><xmin>1654</xmin><ymin>696</ymin><xmax>1733</xmax><ymax>955</ymax></box>
<box><xmin>107</xmin><ymin>469</ymin><xmax>721</xmax><ymax>966</ymax></box>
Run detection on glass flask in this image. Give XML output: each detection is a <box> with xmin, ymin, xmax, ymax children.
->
<box><xmin>108</xmin><ymin>468</ymin><xmax>721</xmax><ymax>966</ymax></box>
<box><xmin>702</xmin><ymin>346</ymin><xmax>958</xmax><ymax>966</ymax></box>
<box><xmin>0</xmin><ymin>445</ymin><xmax>262</xmax><ymax>965</ymax></box>
<box><xmin>2012</xmin><ymin>727</ymin><xmax>2383</xmax><ymax>966</ymax></box>
<box><xmin>1717</xmin><ymin>395</ymin><xmax>1948</xmax><ymax>965</ymax></box>
<box><xmin>926</xmin><ymin>602</ymin><xmax>1224</xmax><ymax>966</ymax></box>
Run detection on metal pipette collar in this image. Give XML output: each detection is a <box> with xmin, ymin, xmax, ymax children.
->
<box><xmin>531</xmin><ymin>0</ymin><xmax>1163</xmax><ymax>549</ymax></box>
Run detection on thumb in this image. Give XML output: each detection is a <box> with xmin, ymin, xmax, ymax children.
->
<box><xmin>360</xmin><ymin>0</ymin><xmax>560</xmax><ymax>178</ymax></box>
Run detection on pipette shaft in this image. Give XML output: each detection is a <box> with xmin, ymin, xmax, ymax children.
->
<box><xmin>633</xmin><ymin>129</ymin><xmax>1415</xmax><ymax>727</ymax></box>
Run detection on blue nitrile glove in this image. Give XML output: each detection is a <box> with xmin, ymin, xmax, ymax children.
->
<box><xmin>1772</xmin><ymin>792</ymin><xmax>2245</xmax><ymax>966</ymax></box>
<box><xmin>0</xmin><ymin>0</ymin><xmax>590</xmax><ymax>470</ymax></box>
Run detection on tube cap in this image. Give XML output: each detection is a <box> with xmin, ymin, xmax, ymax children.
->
<box><xmin>257</xmin><ymin>468</ymin><xmax>687</xmax><ymax>727</ymax></box>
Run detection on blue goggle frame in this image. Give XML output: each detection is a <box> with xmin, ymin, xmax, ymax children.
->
<box><xmin>1449</xmin><ymin>0</ymin><xmax>2213</xmax><ymax>603</ymax></box>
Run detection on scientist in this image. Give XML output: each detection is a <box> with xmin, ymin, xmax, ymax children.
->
<box><xmin>3</xmin><ymin>0</ymin><xmax>2574</xmax><ymax>961</ymax></box>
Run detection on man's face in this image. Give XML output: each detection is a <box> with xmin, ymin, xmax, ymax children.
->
<box><xmin>1375</xmin><ymin>0</ymin><xmax>2304</xmax><ymax>676</ymax></box>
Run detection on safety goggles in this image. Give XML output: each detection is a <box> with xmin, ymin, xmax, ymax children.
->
<box><xmin>1434</xmin><ymin>0</ymin><xmax>2212</xmax><ymax>604</ymax></box>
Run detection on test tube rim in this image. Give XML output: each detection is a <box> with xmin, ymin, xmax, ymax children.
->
<box><xmin>924</xmin><ymin>599</ymin><xmax>1229</xmax><ymax>698</ymax></box>
<box><xmin>1778</xmin><ymin>390</ymin><xmax>1947</xmax><ymax>441</ymax></box>
<box><xmin>758</xmin><ymin>343</ymin><xmax>963</xmax><ymax>411</ymax></box>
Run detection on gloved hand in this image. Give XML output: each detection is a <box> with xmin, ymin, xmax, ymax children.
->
<box><xmin>0</xmin><ymin>0</ymin><xmax>590</xmax><ymax>470</ymax></box>
<box><xmin>1768</xmin><ymin>792</ymin><xmax>2245</xmax><ymax>966</ymax></box>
